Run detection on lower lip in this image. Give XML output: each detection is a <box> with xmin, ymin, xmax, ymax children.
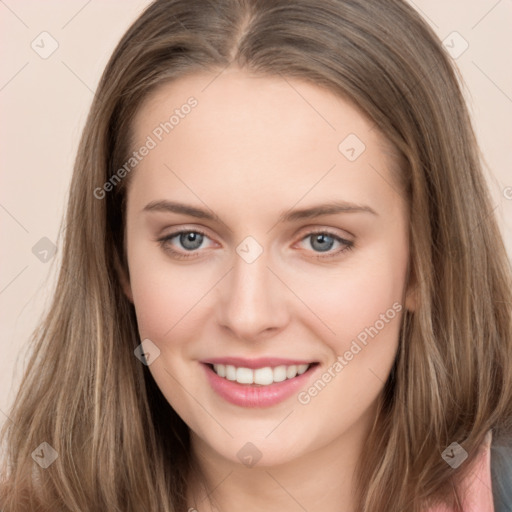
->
<box><xmin>201</xmin><ymin>363</ymin><xmax>318</xmax><ymax>408</ymax></box>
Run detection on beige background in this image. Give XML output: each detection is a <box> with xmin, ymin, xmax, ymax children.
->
<box><xmin>1</xmin><ymin>0</ymin><xmax>511</xmax><ymax>428</ymax></box>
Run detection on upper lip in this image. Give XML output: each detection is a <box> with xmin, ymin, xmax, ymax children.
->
<box><xmin>201</xmin><ymin>357</ymin><xmax>316</xmax><ymax>369</ymax></box>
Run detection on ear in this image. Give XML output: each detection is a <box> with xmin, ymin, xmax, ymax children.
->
<box><xmin>114</xmin><ymin>247</ymin><xmax>134</xmax><ymax>303</ymax></box>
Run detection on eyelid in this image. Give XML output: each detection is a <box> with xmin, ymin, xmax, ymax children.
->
<box><xmin>156</xmin><ymin>227</ymin><xmax>218</xmax><ymax>249</ymax></box>
<box><xmin>157</xmin><ymin>225</ymin><xmax>355</xmax><ymax>260</ymax></box>
<box><xmin>158</xmin><ymin>225</ymin><xmax>216</xmax><ymax>244</ymax></box>
<box><xmin>295</xmin><ymin>224</ymin><xmax>354</xmax><ymax>240</ymax></box>
<box><xmin>156</xmin><ymin>226</ymin><xmax>217</xmax><ymax>259</ymax></box>
<box><xmin>293</xmin><ymin>228</ymin><xmax>354</xmax><ymax>259</ymax></box>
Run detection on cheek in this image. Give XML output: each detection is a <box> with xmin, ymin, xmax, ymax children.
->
<box><xmin>127</xmin><ymin>242</ymin><xmax>216</xmax><ymax>342</ymax></box>
<box><xmin>293</xmin><ymin>258</ymin><xmax>405</xmax><ymax>429</ymax></box>
<box><xmin>292</xmin><ymin>243</ymin><xmax>407</xmax><ymax>356</ymax></box>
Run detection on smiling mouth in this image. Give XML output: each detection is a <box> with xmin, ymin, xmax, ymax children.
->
<box><xmin>205</xmin><ymin>362</ymin><xmax>319</xmax><ymax>386</ymax></box>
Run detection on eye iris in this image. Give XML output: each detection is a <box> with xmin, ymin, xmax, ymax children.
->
<box><xmin>180</xmin><ymin>232</ymin><xmax>203</xmax><ymax>250</ymax></box>
<box><xmin>311</xmin><ymin>233</ymin><xmax>334</xmax><ymax>252</ymax></box>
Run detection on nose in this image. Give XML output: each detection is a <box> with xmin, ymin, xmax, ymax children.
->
<box><xmin>216</xmin><ymin>247</ymin><xmax>290</xmax><ymax>341</ymax></box>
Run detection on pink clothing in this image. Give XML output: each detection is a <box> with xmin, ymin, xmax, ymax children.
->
<box><xmin>427</xmin><ymin>431</ymin><xmax>494</xmax><ymax>512</ymax></box>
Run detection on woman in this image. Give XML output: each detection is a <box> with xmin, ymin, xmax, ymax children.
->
<box><xmin>1</xmin><ymin>0</ymin><xmax>511</xmax><ymax>510</ymax></box>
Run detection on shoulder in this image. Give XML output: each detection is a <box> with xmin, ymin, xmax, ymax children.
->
<box><xmin>491</xmin><ymin>433</ymin><xmax>512</xmax><ymax>512</ymax></box>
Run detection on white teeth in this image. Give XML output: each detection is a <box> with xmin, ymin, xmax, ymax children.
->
<box><xmin>273</xmin><ymin>365</ymin><xmax>287</xmax><ymax>382</ymax></box>
<box><xmin>225</xmin><ymin>365</ymin><xmax>237</xmax><ymax>381</ymax></box>
<box><xmin>286</xmin><ymin>365</ymin><xmax>297</xmax><ymax>378</ymax></box>
<box><xmin>297</xmin><ymin>364</ymin><xmax>309</xmax><ymax>375</ymax></box>
<box><xmin>213</xmin><ymin>364</ymin><xmax>226</xmax><ymax>377</ymax></box>
<box><xmin>254</xmin><ymin>367</ymin><xmax>274</xmax><ymax>385</ymax></box>
<box><xmin>211</xmin><ymin>363</ymin><xmax>312</xmax><ymax>385</ymax></box>
<box><xmin>236</xmin><ymin>367</ymin><xmax>254</xmax><ymax>384</ymax></box>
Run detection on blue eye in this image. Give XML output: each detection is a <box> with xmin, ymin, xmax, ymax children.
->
<box><xmin>157</xmin><ymin>229</ymin><xmax>354</xmax><ymax>260</ymax></box>
<box><xmin>175</xmin><ymin>231</ymin><xmax>204</xmax><ymax>251</ymax></box>
<box><xmin>309</xmin><ymin>233</ymin><xmax>336</xmax><ymax>252</ymax></box>
<box><xmin>301</xmin><ymin>231</ymin><xmax>354</xmax><ymax>258</ymax></box>
<box><xmin>158</xmin><ymin>229</ymin><xmax>211</xmax><ymax>259</ymax></box>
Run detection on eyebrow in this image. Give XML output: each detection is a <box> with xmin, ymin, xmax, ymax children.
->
<box><xmin>142</xmin><ymin>199</ymin><xmax>378</xmax><ymax>222</ymax></box>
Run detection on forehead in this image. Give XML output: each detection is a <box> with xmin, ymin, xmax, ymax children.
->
<box><xmin>133</xmin><ymin>68</ymin><xmax>385</xmax><ymax>149</ymax></box>
<box><xmin>127</xmin><ymin>68</ymin><xmax>403</xmax><ymax>217</ymax></box>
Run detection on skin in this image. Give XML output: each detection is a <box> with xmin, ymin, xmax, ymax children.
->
<box><xmin>121</xmin><ymin>68</ymin><xmax>416</xmax><ymax>512</ymax></box>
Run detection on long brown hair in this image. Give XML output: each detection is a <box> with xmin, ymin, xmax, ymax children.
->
<box><xmin>1</xmin><ymin>0</ymin><xmax>511</xmax><ymax>510</ymax></box>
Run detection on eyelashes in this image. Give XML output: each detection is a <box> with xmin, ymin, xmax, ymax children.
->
<box><xmin>157</xmin><ymin>228</ymin><xmax>355</xmax><ymax>261</ymax></box>
<box><xmin>301</xmin><ymin>231</ymin><xmax>353</xmax><ymax>256</ymax></box>
<box><xmin>158</xmin><ymin>229</ymin><xmax>212</xmax><ymax>259</ymax></box>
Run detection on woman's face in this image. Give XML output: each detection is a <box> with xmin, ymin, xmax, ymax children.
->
<box><xmin>122</xmin><ymin>68</ymin><xmax>414</xmax><ymax>467</ymax></box>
